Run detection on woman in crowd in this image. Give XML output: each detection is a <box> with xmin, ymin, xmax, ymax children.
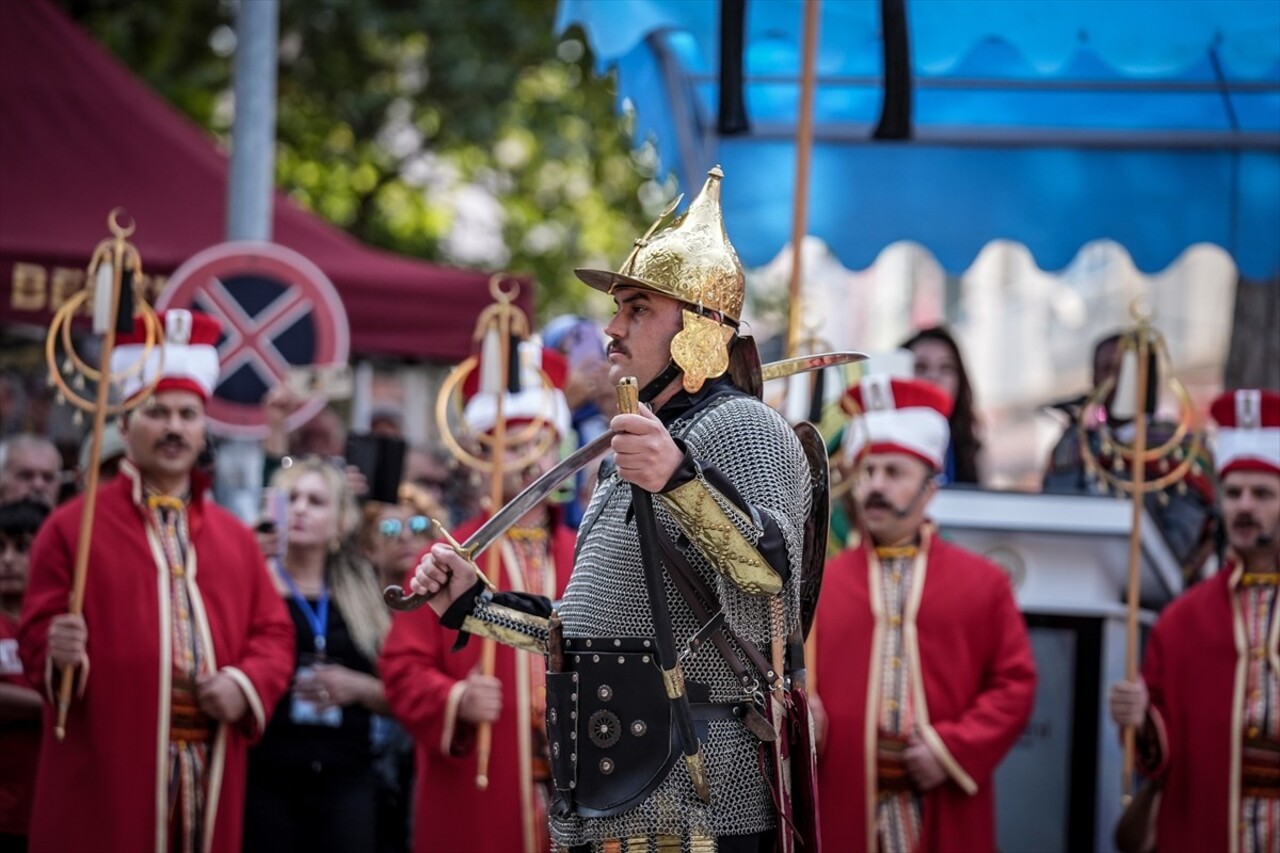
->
<box><xmin>244</xmin><ymin>457</ymin><xmax>392</xmax><ymax>853</ymax></box>
<box><xmin>359</xmin><ymin>483</ymin><xmax>442</xmax><ymax>853</ymax></box>
<box><xmin>902</xmin><ymin>325</ymin><xmax>984</xmax><ymax>485</ymax></box>
<box><xmin>361</xmin><ymin>483</ymin><xmax>442</xmax><ymax>590</ymax></box>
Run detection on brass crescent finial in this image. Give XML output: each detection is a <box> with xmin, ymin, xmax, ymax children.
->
<box><xmin>47</xmin><ymin>212</ymin><xmax>161</xmax><ymax>417</ymax></box>
<box><xmin>438</xmin><ymin>273</ymin><xmax>555</xmax><ymax>474</ymax></box>
<box><xmin>1076</xmin><ymin>319</ymin><xmax>1202</xmax><ymax>496</ymax></box>
<box><xmin>107</xmin><ymin>208</ymin><xmax>136</xmax><ymax>239</ymax></box>
<box><xmin>488</xmin><ymin>273</ymin><xmax>521</xmax><ymax>302</ymax></box>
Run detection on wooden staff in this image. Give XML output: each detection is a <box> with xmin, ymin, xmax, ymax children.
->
<box><xmin>1074</xmin><ymin>304</ymin><xmax>1201</xmax><ymax>805</ymax></box>
<box><xmin>785</xmin><ymin>0</ymin><xmax>821</xmax><ymax>358</ymax></box>
<box><xmin>475</xmin><ymin>298</ymin><xmax>510</xmax><ymax>794</ymax></box>
<box><xmin>46</xmin><ymin>212</ymin><xmax>161</xmax><ymax>739</ymax></box>
<box><xmin>1120</xmin><ymin>331</ymin><xmax>1151</xmax><ymax>804</ymax></box>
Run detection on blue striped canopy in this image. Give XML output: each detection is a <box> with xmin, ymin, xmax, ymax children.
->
<box><xmin>557</xmin><ymin>0</ymin><xmax>1280</xmax><ymax>278</ymax></box>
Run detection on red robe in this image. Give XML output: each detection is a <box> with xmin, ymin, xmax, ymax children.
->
<box><xmin>814</xmin><ymin>529</ymin><xmax>1037</xmax><ymax>852</ymax></box>
<box><xmin>380</xmin><ymin>514</ymin><xmax>576</xmax><ymax>853</ymax></box>
<box><xmin>1138</xmin><ymin>557</ymin><xmax>1272</xmax><ymax>853</ymax></box>
<box><xmin>18</xmin><ymin>462</ymin><xmax>295</xmax><ymax>853</ymax></box>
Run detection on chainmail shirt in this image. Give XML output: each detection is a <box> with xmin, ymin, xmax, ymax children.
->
<box><xmin>550</xmin><ymin>388</ymin><xmax>812</xmax><ymax>846</ymax></box>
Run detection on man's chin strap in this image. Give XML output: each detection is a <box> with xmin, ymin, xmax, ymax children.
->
<box><xmin>639</xmin><ymin>360</ymin><xmax>683</xmax><ymax>404</ymax></box>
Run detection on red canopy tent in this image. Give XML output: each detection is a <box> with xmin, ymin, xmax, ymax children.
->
<box><xmin>0</xmin><ymin>0</ymin><xmax>527</xmax><ymax>363</ymax></box>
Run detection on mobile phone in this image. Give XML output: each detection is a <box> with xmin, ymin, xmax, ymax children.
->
<box><xmin>345</xmin><ymin>432</ymin><xmax>407</xmax><ymax>504</ymax></box>
<box><xmin>284</xmin><ymin>363</ymin><xmax>354</xmax><ymax>400</ymax></box>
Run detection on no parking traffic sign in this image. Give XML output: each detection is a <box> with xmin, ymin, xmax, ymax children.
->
<box><xmin>157</xmin><ymin>241</ymin><xmax>350</xmax><ymax>438</ymax></box>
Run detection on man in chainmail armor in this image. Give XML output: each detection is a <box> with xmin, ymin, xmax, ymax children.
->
<box><xmin>410</xmin><ymin>168</ymin><xmax>815</xmax><ymax>853</ymax></box>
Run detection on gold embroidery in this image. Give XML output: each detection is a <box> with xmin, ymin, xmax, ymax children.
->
<box><xmin>661</xmin><ymin>664</ymin><xmax>686</xmax><ymax>700</ymax></box>
<box><xmin>147</xmin><ymin>495</ymin><xmax>186</xmax><ymax>512</ymax></box>
<box><xmin>461</xmin><ymin>604</ymin><xmax>549</xmax><ymax>656</ymax></box>
<box><xmin>658</xmin><ymin>477</ymin><xmax>782</xmax><ymax>597</ymax></box>
<box><xmin>669</xmin><ymin>310</ymin><xmax>734</xmax><ymax>393</ymax></box>
<box><xmin>506</xmin><ymin>525</ymin><xmax>549</xmax><ymax>543</ymax></box>
<box><xmin>875</xmin><ymin>545</ymin><xmax>919</xmax><ymax>560</ymax></box>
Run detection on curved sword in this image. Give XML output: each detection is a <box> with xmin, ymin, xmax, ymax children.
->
<box><xmin>383</xmin><ymin>349</ymin><xmax>865</xmax><ymax>611</ymax></box>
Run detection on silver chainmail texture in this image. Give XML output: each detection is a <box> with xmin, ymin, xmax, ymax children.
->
<box><xmin>551</xmin><ymin>394</ymin><xmax>811</xmax><ymax>847</ymax></box>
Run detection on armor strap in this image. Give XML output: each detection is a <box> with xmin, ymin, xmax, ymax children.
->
<box><xmin>685</xmin><ymin>611</ymin><xmax>726</xmax><ymax>660</ymax></box>
<box><xmin>654</xmin><ymin>521</ymin><xmax>779</xmax><ymax>690</ymax></box>
<box><xmin>639</xmin><ymin>360</ymin><xmax>683</xmax><ymax>404</ymax></box>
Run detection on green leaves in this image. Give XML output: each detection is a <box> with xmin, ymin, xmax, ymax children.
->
<box><xmin>61</xmin><ymin>0</ymin><xmax>659</xmax><ymax>320</ymax></box>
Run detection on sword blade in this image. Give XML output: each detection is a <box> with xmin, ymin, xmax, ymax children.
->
<box><xmin>384</xmin><ymin>430</ymin><xmax>614</xmax><ymax>610</ymax></box>
<box><xmin>760</xmin><ymin>351</ymin><xmax>865</xmax><ymax>383</ymax></box>
<box><xmin>458</xmin><ymin>430</ymin><xmax>612</xmax><ymax>558</ymax></box>
<box><xmin>383</xmin><ymin>350</ymin><xmax>864</xmax><ymax>610</ymax></box>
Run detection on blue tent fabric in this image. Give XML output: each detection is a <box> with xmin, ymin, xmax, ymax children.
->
<box><xmin>557</xmin><ymin>0</ymin><xmax>1280</xmax><ymax>278</ymax></box>
<box><xmin>561</xmin><ymin>0</ymin><xmax>1280</xmax><ymax>78</ymax></box>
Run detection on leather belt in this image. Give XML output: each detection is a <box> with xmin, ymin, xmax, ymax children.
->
<box><xmin>559</xmin><ymin>831</ymin><xmax>718</xmax><ymax>853</ymax></box>
<box><xmin>875</xmin><ymin>731</ymin><xmax>913</xmax><ymax>794</ymax></box>
<box><xmin>1243</xmin><ymin>734</ymin><xmax>1280</xmax><ymax>799</ymax></box>
<box><xmin>170</xmin><ymin>679</ymin><xmax>216</xmax><ymax>744</ymax></box>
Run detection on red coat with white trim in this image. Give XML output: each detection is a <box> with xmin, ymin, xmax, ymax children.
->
<box><xmin>380</xmin><ymin>512</ymin><xmax>576</xmax><ymax>853</ymax></box>
<box><xmin>814</xmin><ymin>531</ymin><xmax>1037</xmax><ymax>852</ymax></box>
<box><xmin>17</xmin><ymin>463</ymin><xmax>295</xmax><ymax>853</ymax></box>
<box><xmin>1138</xmin><ymin>559</ymin><xmax>1263</xmax><ymax>852</ymax></box>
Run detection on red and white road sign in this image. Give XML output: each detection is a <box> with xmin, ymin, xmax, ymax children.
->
<box><xmin>158</xmin><ymin>241</ymin><xmax>350</xmax><ymax>438</ymax></box>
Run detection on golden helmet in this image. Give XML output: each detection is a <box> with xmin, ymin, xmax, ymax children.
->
<box><xmin>575</xmin><ymin>166</ymin><xmax>745</xmax><ymax>392</ymax></box>
<box><xmin>576</xmin><ymin>166</ymin><xmax>744</xmax><ymax>322</ymax></box>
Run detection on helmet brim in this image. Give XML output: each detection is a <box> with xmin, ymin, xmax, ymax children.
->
<box><xmin>574</xmin><ymin>268</ymin><xmax>677</xmax><ymax>301</ymax></box>
<box><xmin>574</xmin><ymin>268</ymin><xmax>743</xmax><ymax>326</ymax></box>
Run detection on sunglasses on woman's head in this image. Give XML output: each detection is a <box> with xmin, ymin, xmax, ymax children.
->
<box><xmin>378</xmin><ymin>516</ymin><xmax>432</xmax><ymax>539</ymax></box>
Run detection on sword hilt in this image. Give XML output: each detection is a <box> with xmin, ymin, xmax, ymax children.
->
<box><xmin>617</xmin><ymin>376</ymin><xmax>640</xmax><ymax>415</ymax></box>
<box><xmin>381</xmin><ymin>517</ymin><xmax>496</xmax><ymax>611</ymax></box>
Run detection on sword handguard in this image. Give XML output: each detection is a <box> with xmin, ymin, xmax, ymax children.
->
<box><xmin>381</xmin><ymin>518</ymin><xmax>496</xmax><ymax>611</ymax></box>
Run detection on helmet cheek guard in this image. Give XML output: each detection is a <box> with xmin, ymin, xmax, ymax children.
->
<box><xmin>575</xmin><ymin>166</ymin><xmax>744</xmax><ymax>394</ymax></box>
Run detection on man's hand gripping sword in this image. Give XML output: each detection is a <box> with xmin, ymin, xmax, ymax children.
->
<box><xmin>384</xmin><ymin>350</ymin><xmax>864</xmax><ymax>612</ymax></box>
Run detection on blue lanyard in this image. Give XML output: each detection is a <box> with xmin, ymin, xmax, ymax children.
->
<box><xmin>275</xmin><ymin>560</ymin><xmax>330</xmax><ymax>654</ymax></box>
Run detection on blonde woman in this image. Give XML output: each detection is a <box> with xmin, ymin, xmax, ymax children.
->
<box><xmin>244</xmin><ymin>457</ymin><xmax>391</xmax><ymax>853</ymax></box>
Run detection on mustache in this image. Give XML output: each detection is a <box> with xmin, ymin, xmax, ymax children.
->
<box><xmin>155</xmin><ymin>434</ymin><xmax>190</xmax><ymax>450</ymax></box>
<box><xmin>607</xmin><ymin>339</ymin><xmax>629</xmax><ymax>357</ymax></box>
<box><xmin>1234</xmin><ymin>514</ymin><xmax>1260</xmax><ymax>528</ymax></box>
<box><xmin>864</xmin><ymin>493</ymin><xmax>893</xmax><ymax>510</ymax></box>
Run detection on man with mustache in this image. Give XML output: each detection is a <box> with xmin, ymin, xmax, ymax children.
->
<box><xmin>1109</xmin><ymin>388</ymin><xmax>1280</xmax><ymax>853</ymax></box>
<box><xmin>18</xmin><ymin>309</ymin><xmax>294</xmax><ymax>853</ymax></box>
<box><xmin>409</xmin><ymin>168</ymin><xmax>817</xmax><ymax>851</ymax></box>
<box><xmin>812</xmin><ymin>375</ymin><xmax>1036</xmax><ymax>852</ymax></box>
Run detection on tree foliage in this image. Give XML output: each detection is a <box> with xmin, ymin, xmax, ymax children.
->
<box><xmin>58</xmin><ymin>0</ymin><xmax>665</xmax><ymax>321</ymax></box>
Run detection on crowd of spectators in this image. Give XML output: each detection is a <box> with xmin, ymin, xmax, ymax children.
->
<box><xmin>0</xmin><ymin>317</ymin><xmax>1245</xmax><ymax>850</ymax></box>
